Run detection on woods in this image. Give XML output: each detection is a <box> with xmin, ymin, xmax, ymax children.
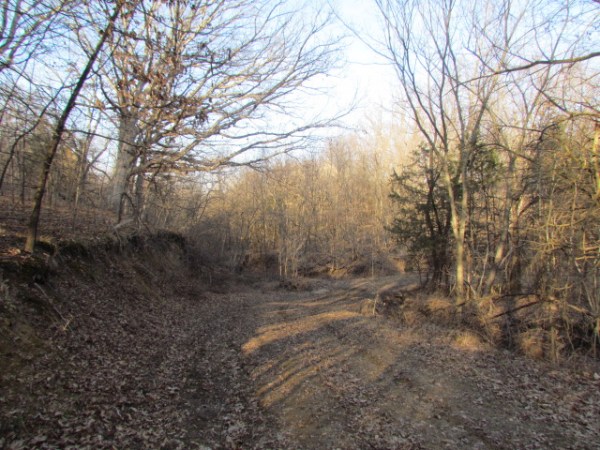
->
<box><xmin>1</xmin><ymin>0</ymin><xmax>340</xmax><ymax>240</ymax></box>
<box><xmin>2</xmin><ymin>1</ymin><xmax>600</xmax><ymax>448</ymax></box>
<box><xmin>193</xmin><ymin>135</ymin><xmax>396</xmax><ymax>278</ymax></box>
<box><xmin>373</xmin><ymin>0</ymin><xmax>600</xmax><ymax>353</ymax></box>
<box><xmin>0</xmin><ymin>0</ymin><xmax>599</xmax><ymax>355</ymax></box>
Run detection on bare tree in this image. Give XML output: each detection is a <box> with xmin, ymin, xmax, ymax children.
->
<box><xmin>24</xmin><ymin>0</ymin><xmax>130</xmax><ymax>252</ymax></box>
<box><xmin>97</xmin><ymin>0</ymin><xmax>341</xmax><ymax>222</ymax></box>
<box><xmin>0</xmin><ymin>1</ymin><xmax>76</xmax><ymax>192</ymax></box>
<box><xmin>373</xmin><ymin>0</ymin><xmax>499</xmax><ymax>298</ymax></box>
<box><xmin>0</xmin><ymin>0</ymin><xmax>72</xmax><ymax>72</ymax></box>
<box><xmin>374</xmin><ymin>0</ymin><xmax>599</xmax><ymax>301</ymax></box>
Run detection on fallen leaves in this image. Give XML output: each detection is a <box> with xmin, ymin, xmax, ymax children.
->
<box><xmin>2</xmin><ymin>257</ymin><xmax>600</xmax><ymax>449</ymax></box>
<box><xmin>0</xmin><ymin>249</ymin><xmax>209</xmax><ymax>449</ymax></box>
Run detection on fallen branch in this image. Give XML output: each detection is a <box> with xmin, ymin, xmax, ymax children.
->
<box><xmin>493</xmin><ymin>293</ymin><xmax>538</xmax><ymax>301</ymax></box>
<box><xmin>490</xmin><ymin>299</ymin><xmax>543</xmax><ymax>319</ymax></box>
<box><xmin>33</xmin><ymin>283</ymin><xmax>75</xmax><ymax>332</ymax></box>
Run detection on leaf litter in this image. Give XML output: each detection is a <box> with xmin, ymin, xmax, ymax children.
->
<box><xmin>1</xmin><ymin>250</ymin><xmax>599</xmax><ymax>449</ymax></box>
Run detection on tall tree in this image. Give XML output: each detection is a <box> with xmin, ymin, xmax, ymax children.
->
<box><xmin>100</xmin><ymin>0</ymin><xmax>340</xmax><ymax>221</ymax></box>
<box><xmin>0</xmin><ymin>0</ymin><xmax>75</xmax><ymax>192</ymax></box>
<box><xmin>374</xmin><ymin>0</ymin><xmax>599</xmax><ymax>301</ymax></box>
<box><xmin>24</xmin><ymin>0</ymin><xmax>130</xmax><ymax>252</ymax></box>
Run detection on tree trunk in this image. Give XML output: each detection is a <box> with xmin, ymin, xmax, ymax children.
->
<box><xmin>111</xmin><ymin>113</ymin><xmax>138</xmax><ymax>218</ymax></box>
<box><xmin>593</xmin><ymin>122</ymin><xmax>599</xmax><ymax>201</ymax></box>
<box><xmin>440</xmin><ymin>156</ymin><xmax>467</xmax><ymax>301</ymax></box>
<box><xmin>24</xmin><ymin>3</ymin><xmax>123</xmax><ymax>253</ymax></box>
<box><xmin>133</xmin><ymin>153</ymin><xmax>146</xmax><ymax>224</ymax></box>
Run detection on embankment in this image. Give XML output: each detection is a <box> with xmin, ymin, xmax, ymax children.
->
<box><xmin>0</xmin><ymin>232</ymin><xmax>213</xmax><ymax>448</ymax></box>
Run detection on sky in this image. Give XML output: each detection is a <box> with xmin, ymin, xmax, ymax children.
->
<box><xmin>2</xmin><ymin>0</ymin><xmax>401</xmax><ymax>175</ymax></box>
<box><xmin>310</xmin><ymin>0</ymin><xmax>399</xmax><ymax>130</ymax></box>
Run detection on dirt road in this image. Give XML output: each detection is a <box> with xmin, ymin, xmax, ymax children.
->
<box><xmin>2</xmin><ymin>270</ymin><xmax>599</xmax><ymax>449</ymax></box>
<box><xmin>181</xmin><ymin>277</ymin><xmax>600</xmax><ymax>449</ymax></box>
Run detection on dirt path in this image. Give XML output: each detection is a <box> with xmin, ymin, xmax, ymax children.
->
<box><xmin>183</xmin><ymin>276</ymin><xmax>600</xmax><ymax>450</ymax></box>
<box><xmin>2</xmin><ymin>272</ymin><xmax>599</xmax><ymax>449</ymax></box>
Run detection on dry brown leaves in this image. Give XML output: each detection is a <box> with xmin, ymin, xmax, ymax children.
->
<box><xmin>1</xmin><ymin>258</ymin><xmax>599</xmax><ymax>450</ymax></box>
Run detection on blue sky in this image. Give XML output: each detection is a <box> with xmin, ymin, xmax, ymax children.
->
<box><xmin>312</xmin><ymin>0</ymin><xmax>398</xmax><ymax>129</ymax></box>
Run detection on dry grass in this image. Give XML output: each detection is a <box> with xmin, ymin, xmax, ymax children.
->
<box><xmin>392</xmin><ymin>258</ymin><xmax>406</xmax><ymax>273</ymax></box>
<box><xmin>517</xmin><ymin>328</ymin><xmax>565</xmax><ymax>361</ymax></box>
<box><xmin>375</xmin><ymin>290</ymin><xmax>581</xmax><ymax>361</ymax></box>
<box><xmin>359</xmin><ymin>298</ymin><xmax>377</xmax><ymax>316</ymax></box>
<box><xmin>400</xmin><ymin>309</ymin><xmax>423</xmax><ymax>326</ymax></box>
<box><xmin>452</xmin><ymin>330</ymin><xmax>488</xmax><ymax>352</ymax></box>
<box><xmin>517</xmin><ymin>329</ymin><xmax>547</xmax><ymax>360</ymax></box>
<box><xmin>425</xmin><ymin>296</ymin><xmax>453</xmax><ymax>316</ymax></box>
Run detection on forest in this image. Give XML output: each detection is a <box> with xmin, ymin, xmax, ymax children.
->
<box><xmin>1</xmin><ymin>0</ymin><xmax>599</xmax><ymax>448</ymax></box>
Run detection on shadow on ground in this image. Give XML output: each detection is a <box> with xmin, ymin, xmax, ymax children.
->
<box><xmin>230</xmin><ymin>276</ymin><xmax>600</xmax><ymax>449</ymax></box>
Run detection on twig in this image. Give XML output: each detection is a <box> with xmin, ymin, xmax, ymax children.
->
<box><xmin>33</xmin><ymin>282</ymin><xmax>65</xmax><ymax>321</ymax></box>
<box><xmin>372</xmin><ymin>294</ymin><xmax>379</xmax><ymax>316</ymax></box>
<box><xmin>33</xmin><ymin>283</ymin><xmax>75</xmax><ymax>332</ymax></box>
<box><xmin>33</xmin><ymin>283</ymin><xmax>73</xmax><ymax>331</ymax></box>
<box><xmin>61</xmin><ymin>315</ymin><xmax>74</xmax><ymax>332</ymax></box>
<box><xmin>490</xmin><ymin>300</ymin><xmax>543</xmax><ymax>319</ymax></box>
<box><xmin>493</xmin><ymin>293</ymin><xmax>538</xmax><ymax>301</ymax></box>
